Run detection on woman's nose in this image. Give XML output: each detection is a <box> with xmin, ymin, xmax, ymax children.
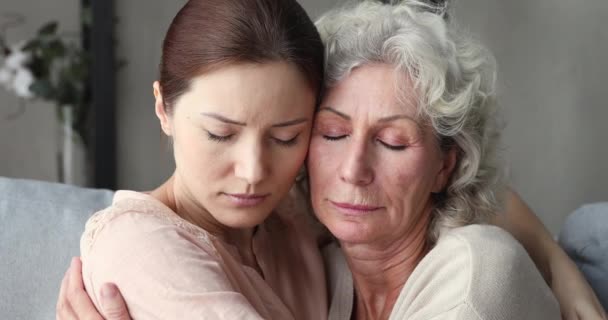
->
<box><xmin>339</xmin><ymin>137</ymin><xmax>374</xmax><ymax>186</ymax></box>
<box><xmin>234</xmin><ymin>142</ymin><xmax>267</xmax><ymax>186</ymax></box>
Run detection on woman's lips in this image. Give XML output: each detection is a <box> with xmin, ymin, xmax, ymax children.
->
<box><xmin>224</xmin><ymin>193</ymin><xmax>269</xmax><ymax>207</ymax></box>
<box><xmin>329</xmin><ymin>200</ymin><xmax>383</xmax><ymax>216</ymax></box>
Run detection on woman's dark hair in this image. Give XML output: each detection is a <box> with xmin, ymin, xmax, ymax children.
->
<box><xmin>159</xmin><ymin>0</ymin><xmax>324</xmax><ymax>112</ymax></box>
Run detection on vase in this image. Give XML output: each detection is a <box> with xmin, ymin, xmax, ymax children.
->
<box><xmin>57</xmin><ymin>105</ymin><xmax>89</xmax><ymax>186</ymax></box>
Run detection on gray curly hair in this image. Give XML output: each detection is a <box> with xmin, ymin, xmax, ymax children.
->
<box><xmin>315</xmin><ymin>0</ymin><xmax>504</xmax><ymax>243</ymax></box>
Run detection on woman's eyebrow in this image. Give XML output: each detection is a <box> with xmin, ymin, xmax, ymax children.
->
<box><xmin>377</xmin><ymin>114</ymin><xmax>423</xmax><ymax>133</ymax></box>
<box><xmin>318</xmin><ymin>106</ymin><xmax>350</xmax><ymax>120</ymax></box>
<box><xmin>272</xmin><ymin>118</ymin><xmax>309</xmax><ymax>128</ymax></box>
<box><xmin>319</xmin><ymin>107</ymin><xmax>419</xmax><ymax>126</ymax></box>
<box><xmin>201</xmin><ymin>112</ymin><xmax>308</xmax><ymax>127</ymax></box>
<box><xmin>378</xmin><ymin>114</ymin><xmax>415</xmax><ymax>123</ymax></box>
<box><xmin>201</xmin><ymin>112</ymin><xmax>246</xmax><ymax>126</ymax></box>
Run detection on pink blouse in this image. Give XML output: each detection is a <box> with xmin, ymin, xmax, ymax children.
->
<box><xmin>80</xmin><ymin>190</ymin><xmax>328</xmax><ymax>320</ymax></box>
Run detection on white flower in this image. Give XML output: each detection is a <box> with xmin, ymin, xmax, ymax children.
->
<box><xmin>5</xmin><ymin>42</ymin><xmax>30</xmax><ymax>70</ymax></box>
<box><xmin>13</xmin><ymin>67</ymin><xmax>34</xmax><ymax>98</ymax></box>
<box><xmin>0</xmin><ymin>66</ymin><xmax>14</xmax><ymax>90</ymax></box>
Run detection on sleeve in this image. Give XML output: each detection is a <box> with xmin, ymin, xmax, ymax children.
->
<box><xmin>455</xmin><ymin>225</ymin><xmax>562</xmax><ymax>320</ymax></box>
<box><xmin>425</xmin><ymin>304</ymin><xmax>483</xmax><ymax>320</ymax></box>
<box><xmin>388</xmin><ymin>225</ymin><xmax>561</xmax><ymax>320</ymax></box>
<box><xmin>80</xmin><ymin>212</ymin><xmax>264</xmax><ymax>320</ymax></box>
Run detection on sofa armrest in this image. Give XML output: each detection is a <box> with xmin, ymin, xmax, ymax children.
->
<box><xmin>0</xmin><ymin>177</ymin><xmax>114</xmax><ymax>320</ymax></box>
<box><xmin>559</xmin><ymin>202</ymin><xmax>608</xmax><ymax>312</ymax></box>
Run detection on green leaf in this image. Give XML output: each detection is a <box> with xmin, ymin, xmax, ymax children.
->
<box><xmin>29</xmin><ymin>79</ymin><xmax>55</xmax><ymax>100</ymax></box>
<box><xmin>38</xmin><ymin>22</ymin><xmax>58</xmax><ymax>36</ymax></box>
<box><xmin>27</xmin><ymin>57</ymin><xmax>47</xmax><ymax>78</ymax></box>
<box><xmin>48</xmin><ymin>39</ymin><xmax>66</xmax><ymax>57</ymax></box>
<box><xmin>22</xmin><ymin>39</ymin><xmax>40</xmax><ymax>52</ymax></box>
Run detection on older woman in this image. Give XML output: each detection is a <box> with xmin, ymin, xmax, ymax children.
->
<box><xmin>57</xmin><ymin>1</ymin><xmax>606</xmax><ymax>319</ymax></box>
<box><xmin>310</xmin><ymin>1</ymin><xmax>559</xmax><ymax>317</ymax></box>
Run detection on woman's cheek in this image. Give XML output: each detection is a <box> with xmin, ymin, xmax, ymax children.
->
<box><xmin>309</xmin><ymin>136</ymin><xmax>331</xmax><ymax>162</ymax></box>
<box><xmin>307</xmin><ymin>137</ymin><xmax>326</xmax><ymax>169</ymax></box>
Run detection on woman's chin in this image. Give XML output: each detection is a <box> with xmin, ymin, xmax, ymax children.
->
<box><xmin>323</xmin><ymin>216</ymin><xmax>376</xmax><ymax>244</ymax></box>
<box><xmin>211</xmin><ymin>205</ymin><xmax>275</xmax><ymax>229</ymax></box>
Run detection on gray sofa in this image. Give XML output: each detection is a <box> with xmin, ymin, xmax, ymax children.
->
<box><xmin>559</xmin><ymin>202</ymin><xmax>608</xmax><ymax>311</ymax></box>
<box><xmin>1</xmin><ymin>176</ymin><xmax>606</xmax><ymax>319</ymax></box>
<box><xmin>0</xmin><ymin>177</ymin><xmax>113</xmax><ymax>320</ymax></box>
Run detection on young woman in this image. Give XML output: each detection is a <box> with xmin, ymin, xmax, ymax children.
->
<box><xmin>76</xmin><ymin>0</ymin><xmax>326</xmax><ymax>318</ymax></box>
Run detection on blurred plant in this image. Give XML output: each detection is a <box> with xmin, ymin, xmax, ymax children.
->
<box><xmin>0</xmin><ymin>20</ymin><xmax>90</xmax><ymax>143</ymax></box>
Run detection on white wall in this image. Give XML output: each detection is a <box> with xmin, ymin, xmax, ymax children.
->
<box><xmin>112</xmin><ymin>0</ymin><xmax>187</xmax><ymax>190</ymax></box>
<box><xmin>453</xmin><ymin>0</ymin><xmax>608</xmax><ymax>233</ymax></box>
<box><xmin>0</xmin><ymin>0</ymin><xmax>80</xmax><ymax>181</ymax></box>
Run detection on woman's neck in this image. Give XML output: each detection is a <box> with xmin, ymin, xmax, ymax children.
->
<box><xmin>150</xmin><ymin>174</ymin><xmax>257</xmax><ymax>262</ymax></box>
<box><xmin>341</xmin><ymin>210</ymin><xmax>431</xmax><ymax>320</ymax></box>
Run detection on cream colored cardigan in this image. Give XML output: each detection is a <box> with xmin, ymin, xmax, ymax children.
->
<box><xmin>323</xmin><ymin>224</ymin><xmax>561</xmax><ymax>320</ymax></box>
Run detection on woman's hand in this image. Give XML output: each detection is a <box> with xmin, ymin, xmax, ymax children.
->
<box><xmin>56</xmin><ymin>257</ymin><xmax>132</xmax><ymax>320</ymax></box>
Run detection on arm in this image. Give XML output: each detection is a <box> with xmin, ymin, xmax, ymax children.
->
<box><xmin>81</xmin><ymin>212</ymin><xmax>264</xmax><ymax>320</ymax></box>
<box><xmin>56</xmin><ymin>257</ymin><xmax>131</xmax><ymax>320</ymax></box>
<box><xmin>492</xmin><ymin>188</ymin><xmax>607</xmax><ymax>320</ymax></box>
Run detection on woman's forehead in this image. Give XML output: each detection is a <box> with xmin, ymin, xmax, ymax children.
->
<box><xmin>321</xmin><ymin>65</ymin><xmax>419</xmax><ymax>118</ymax></box>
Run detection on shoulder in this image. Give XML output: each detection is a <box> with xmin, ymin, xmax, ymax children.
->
<box><xmin>79</xmin><ymin>193</ymin><xmax>254</xmax><ymax>318</ymax></box>
<box><xmin>438</xmin><ymin>224</ymin><xmax>544</xmax><ymax>285</ymax></box>
<box><xmin>431</xmin><ymin>224</ymin><xmax>550</xmax><ymax>276</ymax></box>
<box><xmin>439</xmin><ymin>225</ymin><xmax>561</xmax><ymax>319</ymax></box>
<box><xmin>391</xmin><ymin>225</ymin><xmax>560</xmax><ymax>320</ymax></box>
<box><xmin>80</xmin><ymin>190</ymin><xmax>215</xmax><ymax>262</ymax></box>
<box><xmin>407</xmin><ymin>224</ymin><xmax>527</xmax><ymax>292</ymax></box>
<box><xmin>439</xmin><ymin>224</ymin><xmax>524</xmax><ymax>261</ymax></box>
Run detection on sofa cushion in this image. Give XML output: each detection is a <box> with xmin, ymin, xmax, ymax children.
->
<box><xmin>559</xmin><ymin>202</ymin><xmax>608</xmax><ymax>311</ymax></box>
<box><xmin>0</xmin><ymin>177</ymin><xmax>113</xmax><ymax>320</ymax></box>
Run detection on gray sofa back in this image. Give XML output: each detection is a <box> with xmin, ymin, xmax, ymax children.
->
<box><xmin>0</xmin><ymin>177</ymin><xmax>113</xmax><ymax>320</ymax></box>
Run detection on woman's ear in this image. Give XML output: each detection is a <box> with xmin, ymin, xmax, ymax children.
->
<box><xmin>154</xmin><ymin>81</ymin><xmax>172</xmax><ymax>136</ymax></box>
<box><xmin>432</xmin><ymin>147</ymin><xmax>457</xmax><ymax>193</ymax></box>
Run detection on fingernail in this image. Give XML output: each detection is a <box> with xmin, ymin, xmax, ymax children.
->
<box><xmin>101</xmin><ymin>284</ymin><xmax>118</xmax><ymax>298</ymax></box>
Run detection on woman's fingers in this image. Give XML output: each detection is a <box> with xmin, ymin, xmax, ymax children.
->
<box><xmin>99</xmin><ymin>283</ymin><xmax>132</xmax><ymax>320</ymax></box>
<box><xmin>56</xmin><ymin>266</ymin><xmax>76</xmax><ymax>319</ymax></box>
<box><xmin>57</xmin><ymin>257</ymin><xmax>131</xmax><ymax>320</ymax></box>
<box><xmin>66</xmin><ymin>257</ymin><xmax>104</xmax><ymax>320</ymax></box>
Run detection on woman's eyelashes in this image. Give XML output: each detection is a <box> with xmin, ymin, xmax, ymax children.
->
<box><xmin>207</xmin><ymin>131</ymin><xmax>233</xmax><ymax>142</ymax></box>
<box><xmin>318</xmin><ymin>125</ymin><xmax>349</xmax><ymax>141</ymax></box>
<box><xmin>376</xmin><ymin>139</ymin><xmax>407</xmax><ymax>151</ymax></box>
<box><xmin>322</xmin><ymin>134</ymin><xmax>348</xmax><ymax>141</ymax></box>
<box><xmin>319</xmin><ymin>128</ymin><xmax>408</xmax><ymax>151</ymax></box>
<box><xmin>205</xmin><ymin>130</ymin><xmax>300</xmax><ymax>147</ymax></box>
<box><xmin>272</xmin><ymin>133</ymin><xmax>300</xmax><ymax>147</ymax></box>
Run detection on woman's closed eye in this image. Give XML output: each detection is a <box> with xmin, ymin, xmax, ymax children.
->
<box><xmin>206</xmin><ymin>130</ymin><xmax>301</xmax><ymax>147</ymax></box>
<box><xmin>207</xmin><ymin>130</ymin><xmax>233</xmax><ymax>142</ymax></box>
<box><xmin>323</xmin><ymin>134</ymin><xmax>348</xmax><ymax>141</ymax></box>
<box><xmin>273</xmin><ymin>133</ymin><xmax>300</xmax><ymax>147</ymax></box>
<box><xmin>317</xmin><ymin>126</ymin><xmax>350</xmax><ymax>141</ymax></box>
<box><xmin>377</xmin><ymin>139</ymin><xmax>407</xmax><ymax>151</ymax></box>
